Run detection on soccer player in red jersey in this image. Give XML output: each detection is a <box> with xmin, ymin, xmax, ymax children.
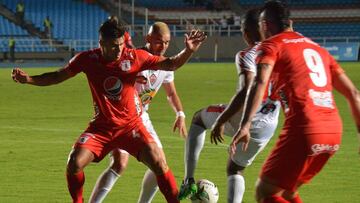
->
<box><xmin>11</xmin><ymin>18</ymin><xmax>206</xmax><ymax>203</ymax></box>
<box><xmin>89</xmin><ymin>22</ymin><xmax>187</xmax><ymax>203</ymax></box>
<box><xmin>231</xmin><ymin>1</ymin><xmax>360</xmax><ymax>203</ymax></box>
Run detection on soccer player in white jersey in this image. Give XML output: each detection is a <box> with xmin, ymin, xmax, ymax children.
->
<box><xmin>89</xmin><ymin>22</ymin><xmax>187</xmax><ymax>203</ymax></box>
<box><xmin>178</xmin><ymin>8</ymin><xmax>281</xmax><ymax>202</ymax></box>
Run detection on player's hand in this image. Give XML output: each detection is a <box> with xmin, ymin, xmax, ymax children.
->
<box><xmin>210</xmin><ymin>122</ymin><xmax>225</xmax><ymax>145</ymax></box>
<box><xmin>185</xmin><ymin>29</ymin><xmax>207</xmax><ymax>53</ymax></box>
<box><xmin>11</xmin><ymin>68</ymin><xmax>30</xmax><ymax>84</ymax></box>
<box><xmin>173</xmin><ymin>116</ymin><xmax>187</xmax><ymax>138</ymax></box>
<box><xmin>230</xmin><ymin>126</ymin><xmax>251</xmax><ymax>156</ymax></box>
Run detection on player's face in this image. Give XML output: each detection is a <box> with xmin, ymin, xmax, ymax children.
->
<box><xmin>259</xmin><ymin>11</ymin><xmax>271</xmax><ymax>39</ymax></box>
<box><xmin>147</xmin><ymin>33</ymin><xmax>170</xmax><ymax>56</ymax></box>
<box><xmin>99</xmin><ymin>36</ymin><xmax>124</xmax><ymax>61</ymax></box>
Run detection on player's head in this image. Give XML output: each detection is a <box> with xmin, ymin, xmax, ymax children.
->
<box><xmin>259</xmin><ymin>0</ymin><xmax>291</xmax><ymax>39</ymax></box>
<box><xmin>146</xmin><ymin>22</ymin><xmax>171</xmax><ymax>56</ymax></box>
<box><xmin>241</xmin><ymin>8</ymin><xmax>261</xmax><ymax>45</ymax></box>
<box><xmin>98</xmin><ymin>17</ymin><xmax>126</xmax><ymax>61</ymax></box>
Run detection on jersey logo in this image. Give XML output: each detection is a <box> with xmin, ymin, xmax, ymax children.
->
<box><xmin>149</xmin><ymin>73</ymin><xmax>157</xmax><ymax>85</ymax></box>
<box><xmin>121</xmin><ymin>60</ymin><xmax>131</xmax><ymax>72</ymax></box>
<box><xmin>78</xmin><ymin>133</ymin><xmax>95</xmax><ymax>144</ymax></box>
<box><xmin>103</xmin><ymin>76</ymin><xmax>123</xmax><ymax>100</ymax></box>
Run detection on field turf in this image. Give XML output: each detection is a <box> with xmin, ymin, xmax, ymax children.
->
<box><xmin>0</xmin><ymin>62</ymin><xmax>359</xmax><ymax>202</ymax></box>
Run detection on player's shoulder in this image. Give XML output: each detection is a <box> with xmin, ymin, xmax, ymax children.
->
<box><xmin>70</xmin><ymin>48</ymin><xmax>101</xmax><ymax>63</ymax></box>
<box><xmin>236</xmin><ymin>43</ymin><xmax>259</xmax><ymax>59</ymax></box>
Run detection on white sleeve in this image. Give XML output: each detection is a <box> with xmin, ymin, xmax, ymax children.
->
<box><xmin>241</xmin><ymin>47</ymin><xmax>257</xmax><ymax>73</ymax></box>
<box><xmin>163</xmin><ymin>71</ymin><xmax>174</xmax><ymax>83</ymax></box>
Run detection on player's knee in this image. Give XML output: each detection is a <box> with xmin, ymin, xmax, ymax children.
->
<box><xmin>110</xmin><ymin>150</ymin><xmax>129</xmax><ymax>174</ymax></box>
<box><xmin>67</xmin><ymin>156</ymin><xmax>85</xmax><ymax>174</ymax></box>
<box><xmin>282</xmin><ymin>190</ymin><xmax>298</xmax><ymax>201</ymax></box>
<box><xmin>255</xmin><ymin>178</ymin><xmax>283</xmax><ymax>202</ymax></box>
<box><xmin>191</xmin><ymin>109</ymin><xmax>206</xmax><ymax>128</ymax></box>
<box><xmin>66</xmin><ymin>148</ymin><xmax>93</xmax><ymax>174</ymax></box>
<box><xmin>151</xmin><ymin>157</ymin><xmax>169</xmax><ymax>175</ymax></box>
<box><xmin>226</xmin><ymin>159</ymin><xmax>245</xmax><ymax>176</ymax></box>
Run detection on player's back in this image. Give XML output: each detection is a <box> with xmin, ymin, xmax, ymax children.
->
<box><xmin>261</xmin><ymin>31</ymin><xmax>342</xmax><ymax>134</ymax></box>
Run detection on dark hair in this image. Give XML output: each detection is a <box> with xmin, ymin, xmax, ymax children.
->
<box><xmin>262</xmin><ymin>0</ymin><xmax>290</xmax><ymax>29</ymax></box>
<box><xmin>242</xmin><ymin>8</ymin><xmax>261</xmax><ymax>42</ymax></box>
<box><xmin>99</xmin><ymin>17</ymin><xmax>125</xmax><ymax>39</ymax></box>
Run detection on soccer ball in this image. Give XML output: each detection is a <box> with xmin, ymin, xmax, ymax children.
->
<box><xmin>191</xmin><ymin>179</ymin><xmax>219</xmax><ymax>203</ymax></box>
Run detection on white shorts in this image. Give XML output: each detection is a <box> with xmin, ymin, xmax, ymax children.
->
<box><xmin>200</xmin><ymin>104</ymin><xmax>278</xmax><ymax>167</ymax></box>
<box><xmin>118</xmin><ymin>111</ymin><xmax>162</xmax><ymax>154</ymax></box>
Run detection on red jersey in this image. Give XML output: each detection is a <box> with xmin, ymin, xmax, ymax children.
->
<box><xmin>257</xmin><ymin>31</ymin><xmax>344</xmax><ymax>134</ymax></box>
<box><xmin>64</xmin><ymin>47</ymin><xmax>160</xmax><ymax>130</ymax></box>
<box><xmin>124</xmin><ymin>32</ymin><xmax>133</xmax><ymax>48</ymax></box>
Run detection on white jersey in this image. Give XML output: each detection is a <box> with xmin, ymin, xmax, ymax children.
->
<box><xmin>235</xmin><ymin>43</ymin><xmax>280</xmax><ymax>138</ymax></box>
<box><xmin>135</xmin><ymin>69</ymin><xmax>174</xmax><ymax>111</ymax></box>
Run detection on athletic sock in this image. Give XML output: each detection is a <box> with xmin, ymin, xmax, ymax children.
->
<box><xmin>89</xmin><ymin>168</ymin><xmax>120</xmax><ymax>203</ymax></box>
<box><xmin>66</xmin><ymin>171</ymin><xmax>85</xmax><ymax>203</ymax></box>
<box><xmin>156</xmin><ymin>169</ymin><xmax>179</xmax><ymax>203</ymax></box>
<box><xmin>263</xmin><ymin>195</ymin><xmax>289</xmax><ymax>203</ymax></box>
<box><xmin>227</xmin><ymin>174</ymin><xmax>245</xmax><ymax>203</ymax></box>
<box><xmin>185</xmin><ymin>124</ymin><xmax>206</xmax><ymax>180</ymax></box>
<box><xmin>289</xmin><ymin>194</ymin><xmax>302</xmax><ymax>203</ymax></box>
<box><xmin>138</xmin><ymin>169</ymin><xmax>158</xmax><ymax>203</ymax></box>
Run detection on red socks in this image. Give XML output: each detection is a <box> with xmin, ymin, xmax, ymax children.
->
<box><xmin>263</xmin><ymin>195</ymin><xmax>289</xmax><ymax>203</ymax></box>
<box><xmin>66</xmin><ymin>171</ymin><xmax>85</xmax><ymax>203</ymax></box>
<box><xmin>156</xmin><ymin>169</ymin><xmax>179</xmax><ymax>203</ymax></box>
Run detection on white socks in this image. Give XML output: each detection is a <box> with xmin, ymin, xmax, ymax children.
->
<box><xmin>89</xmin><ymin>168</ymin><xmax>120</xmax><ymax>203</ymax></box>
<box><xmin>185</xmin><ymin>124</ymin><xmax>206</xmax><ymax>180</ymax></box>
<box><xmin>137</xmin><ymin>169</ymin><xmax>158</xmax><ymax>203</ymax></box>
<box><xmin>227</xmin><ymin>174</ymin><xmax>245</xmax><ymax>203</ymax></box>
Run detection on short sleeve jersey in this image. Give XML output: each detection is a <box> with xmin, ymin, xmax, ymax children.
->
<box><xmin>135</xmin><ymin>70</ymin><xmax>174</xmax><ymax>111</ymax></box>
<box><xmin>256</xmin><ymin>31</ymin><xmax>344</xmax><ymax>134</ymax></box>
<box><xmin>236</xmin><ymin>43</ymin><xmax>281</xmax><ymax>128</ymax></box>
<box><xmin>64</xmin><ymin>47</ymin><xmax>161</xmax><ymax>129</ymax></box>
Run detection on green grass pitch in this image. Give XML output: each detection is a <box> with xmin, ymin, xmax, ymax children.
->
<box><xmin>0</xmin><ymin>62</ymin><xmax>359</xmax><ymax>202</ymax></box>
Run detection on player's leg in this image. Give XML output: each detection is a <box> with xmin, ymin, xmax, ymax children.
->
<box><xmin>67</xmin><ymin>130</ymin><xmax>113</xmax><ymax>203</ymax></box>
<box><xmin>255</xmin><ymin>178</ymin><xmax>287</xmax><ymax>203</ymax></box>
<box><xmin>89</xmin><ymin>149</ymin><xmax>129</xmax><ymax>203</ymax></box>
<box><xmin>66</xmin><ymin>147</ymin><xmax>95</xmax><ymax>203</ymax></box>
<box><xmin>180</xmin><ymin>108</ymin><xmax>207</xmax><ymax>199</ymax></box>
<box><xmin>138</xmin><ymin>168</ymin><xmax>158</xmax><ymax>203</ymax></box>
<box><xmin>137</xmin><ymin>113</ymin><xmax>163</xmax><ymax>203</ymax></box>
<box><xmin>227</xmin><ymin>159</ymin><xmax>246</xmax><ymax>203</ymax></box>
<box><xmin>228</xmin><ymin>135</ymin><xmax>271</xmax><ymax>203</ymax></box>
<box><xmin>139</xmin><ymin>142</ymin><xmax>179</xmax><ymax>203</ymax></box>
<box><xmin>282</xmin><ymin>189</ymin><xmax>302</xmax><ymax>203</ymax></box>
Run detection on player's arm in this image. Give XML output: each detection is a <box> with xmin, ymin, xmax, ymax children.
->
<box><xmin>162</xmin><ymin>81</ymin><xmax>187</xmax><ymax>138</ymax></box>
<box><xmin>210</xmin><ymin>70</ymin><xmax>255</xmax><ymax>145</ymax></box>
<box><xmin>230</xmin><ymin>63</ymin><xmax>274</xmax><ymax>153</ymax></box>
<box><xmin>332</xmin><ymin>72</ymin><xmax>360</xmax><ymax>153</ymax></box>
<box><xmin>11</xmin><ymin>67</ymin><xmax>72</xmax><ymax>86</ymax></box>
<box><xmin>155</xmin><ymin>30</ymin><xmax>206</xmax><ymax>71</ymax></box>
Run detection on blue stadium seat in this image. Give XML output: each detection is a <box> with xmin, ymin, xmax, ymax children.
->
<box><xmin>294</xmin><ymin>23</ymin><xmax>360</xmax><ymax>38</ymax></box>
<box><xmin>2</xmin><ymin>0</ymin><xmax>109</xmax><ymax>44</ymax></box>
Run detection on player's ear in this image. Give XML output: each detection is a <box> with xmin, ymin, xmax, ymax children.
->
<box><xmin>99</xmin><ymin>39</ymin><xmax>104</xmax><ymax>47</ymax></box>
<box><xmin>145</xmin><ymin>35</ymin><xmax>151</xmax><ymax>44</ymax></box>
<box><xmin>288</xmin><ymin>19</ymin><xmax>294</xmax><ymax>31</ymax></box>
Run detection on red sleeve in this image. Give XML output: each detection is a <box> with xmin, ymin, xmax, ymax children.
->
<box><xmin>256</xmin><ymin>40</ymin><xmax>278</xmax><ymax>66</ymax></box>
<box><xmin>329</xmin><ymin>54</ymin><xmax>345</xmax><ymax>76</ymax></box>
<box><xmin>64</xmin><ymin>52</ymin><xmax>86</xmax><ymax>76</ymax></box>
<box><xmin>135</xmin><ymin>49</ymin><xmax>161</xmax><ymax>71</ymax></box>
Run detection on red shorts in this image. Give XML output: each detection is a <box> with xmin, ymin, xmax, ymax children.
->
<box><xmin>73</xmin><ymin>121</ymin><xmax>155</xmax><ymax>162</ymax></box>
<box><xmin>260</xmin><ymin>131</ymin><xmax>341</xmax><ymax>192</ymax></box>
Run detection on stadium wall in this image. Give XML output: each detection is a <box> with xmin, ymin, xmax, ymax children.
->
<box><xmin>1</xmin><ymin>37</ymin><xmax>358</xmax><ymax>62</ymax></box>
<box><xmin>132</xmin><ymin>36</ymin><xmax>248</xmax><ymax>61</ymax></box>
